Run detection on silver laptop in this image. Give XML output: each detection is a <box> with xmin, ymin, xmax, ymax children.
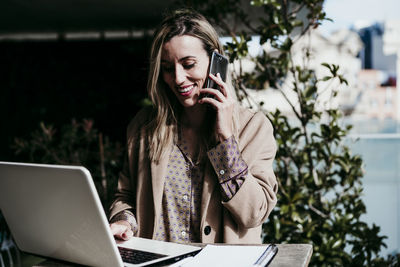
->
<box><xmin>0</xmin><ymin>161</ymin><xmax>201</xmax><ymax>267</ymax></box>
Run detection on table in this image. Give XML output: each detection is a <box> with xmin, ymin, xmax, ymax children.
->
<box><xmin>187</xmin><ymin>243</ymin><xmax>313</xmax><ymax>267</ymax></box>
<box><xmin>269</xmin><ymin>244</ymin><xmax>313</xmax><ymax>267</ymax></box>
<box><xmin>31</xmin><ymin>243</ymin><xmax>312</xmax><ymax>267</ymax></box>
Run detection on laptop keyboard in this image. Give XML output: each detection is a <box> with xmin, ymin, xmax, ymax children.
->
<box><xmin>118</xmin><ymin>246</ymin><xmax>167</xmax><ymax>264</ymax></box>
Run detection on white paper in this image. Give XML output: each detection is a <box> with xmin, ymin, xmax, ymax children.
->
<box><xmin>180</xmin><ymin>245</ymin><xmax>267</xmax><ymax>267</ymax></box>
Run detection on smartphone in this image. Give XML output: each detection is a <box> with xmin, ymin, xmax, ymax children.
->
<box><xmin>205</xmin><ymin>51</ymin><xmax>229</xmax><ymax>89</ymax></box>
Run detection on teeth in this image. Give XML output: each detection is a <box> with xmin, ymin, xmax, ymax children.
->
<box><xmin>178</xmin><ymin>85</ymin><xmax>193</xmax><ymax>93</ymax></box>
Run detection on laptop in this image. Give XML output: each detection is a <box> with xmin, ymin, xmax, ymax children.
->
<box><xmin>0</xmin><ymin>161</ymin><xmax>201</xmax><ymax>267</ymax></box>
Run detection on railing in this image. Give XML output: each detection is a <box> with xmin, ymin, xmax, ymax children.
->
<box><xmin>347</xmin><ymin>134</ymin><xmax>400</xmax><ymax>257</ymax></box>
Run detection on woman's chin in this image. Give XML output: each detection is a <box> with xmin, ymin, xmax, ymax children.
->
<box><xmin>180</xmin><ymin>101</ymin><xmax>197</xmax><ymax>108</ymax></box>
<box><xmin>178</xmin><ymin>95</ymin><xmax>202</xmax><ymax>108</ymax></box>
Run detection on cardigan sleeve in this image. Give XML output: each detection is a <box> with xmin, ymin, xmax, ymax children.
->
<box><xmin>109</xmin><ymin>153</ymin><xmax>137</xmax><ymax>222</ymax></box>
<box><xmin>207</xmin><ymin>136</ymin><xmax>247</xmax><ymax>201</ymax></box>
<box><xmin>108</xmin><ymin>108</ymin><xmax>150</xmax><ymax>225</ymax></box>
<box><xmin>109</xmin><ymin>209</ymin><xmax>138</xmax><ymax>233</ymax></box>
<box><xmin>216</xmin><ymin>110</ymin><xmax>278</xmax><ymax>229</ymax></box>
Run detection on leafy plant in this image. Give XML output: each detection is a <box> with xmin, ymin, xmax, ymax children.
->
<box><xmin>175</xmin><ymin>0</ymin><xmax>399</xmax><ymax>265</ymax></box>
<box><xmin>12</xmin><ymin>119</ymin><xmax>124</xmax><ymax>209</ymax></box>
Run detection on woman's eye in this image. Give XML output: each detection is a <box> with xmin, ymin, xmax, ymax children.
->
<box><xmin>183</xmin><ymin>63</ymin><xmax>195</xmax><ymax>70</ymax></box>
<box><xmin>161</xmin><ymin>62</ymin><xmax>195</xmax><ymax>73</ymax></box>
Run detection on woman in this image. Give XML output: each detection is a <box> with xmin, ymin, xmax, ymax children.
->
<box><xmin>109</xmin><ymin>9</ymin><xmax>278</xmax><ymax>244</ymax></box>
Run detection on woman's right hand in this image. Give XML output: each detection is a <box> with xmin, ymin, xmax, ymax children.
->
<box><xmin>110</xmin><ymin>220</ymin><xmax>134</xmax><ymax>241</ymax></box>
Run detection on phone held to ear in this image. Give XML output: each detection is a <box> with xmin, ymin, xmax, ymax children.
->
<box><xmin>206</xmin><ymin>51</ymin><xmax>229</xmax><ymax>89</ymax></box>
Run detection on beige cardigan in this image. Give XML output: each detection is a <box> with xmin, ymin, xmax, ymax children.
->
<box><xmin>109</xmin><ymin>105</ymin><xmax>278</xmax><ymax>244</ymax></box>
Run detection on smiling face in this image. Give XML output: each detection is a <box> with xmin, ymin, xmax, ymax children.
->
<box><xmin>161</xmin><ymin>35</ymin><xmax>210</xmax><ymax>108</ymax></box>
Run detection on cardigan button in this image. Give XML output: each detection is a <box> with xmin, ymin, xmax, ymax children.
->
<box><xmin>204</xmin><ymin>225</ymin><xmax>211</xmax><ymax>235</ymax></box>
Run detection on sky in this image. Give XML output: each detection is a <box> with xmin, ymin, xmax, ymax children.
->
<box><xmin>320</xmin><ymin>0</ymin><xmax>400</xmax><ymax>35</ymax></box>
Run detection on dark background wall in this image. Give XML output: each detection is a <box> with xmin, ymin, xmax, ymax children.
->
<box><xmin>0</xmin><ymin>38</ymin><xmax>151</xmax><ymax>160</ymax></box>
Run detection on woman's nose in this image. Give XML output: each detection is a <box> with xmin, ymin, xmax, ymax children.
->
<box><xmin>174</xmin><ymin>66</ymin><xmax>186</xmax><ymax>85</ymax></box>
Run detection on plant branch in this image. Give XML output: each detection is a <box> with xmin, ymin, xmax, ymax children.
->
<box><xmin>309</xmin><ymin>203</ymin><xmax>329</xmax><ymax>218</ymax></box>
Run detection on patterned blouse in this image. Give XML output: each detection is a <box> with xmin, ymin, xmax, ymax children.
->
<box><xmin>111</xmin><ymin>135</ymin><xmax>249</xmax><ymax>243</ymax></box>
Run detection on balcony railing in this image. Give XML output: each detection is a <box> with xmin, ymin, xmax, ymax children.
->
<box><xmin>347</xmin><ymin>133</ymin><xmax>400</xmax><ymax>256</ymax></box>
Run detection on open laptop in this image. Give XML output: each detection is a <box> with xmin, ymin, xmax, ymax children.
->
<box><xmin>0</xmin><ymin>161</ymin><xmax>201</xmax><ymax>267</ymax></box>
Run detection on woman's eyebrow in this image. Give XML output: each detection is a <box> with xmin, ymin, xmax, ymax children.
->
<box><xmin>179</xmin><ymin>56</ymin><xmax>196</xmax><ymax>61</ymax></box>
<box><xmin>161</xmin><ymin>56</ymin><xmax>196</xmax><ymax>64</ymax></box>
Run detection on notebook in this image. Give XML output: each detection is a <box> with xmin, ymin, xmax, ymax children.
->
<box><xmin>0</xmin><ymin>161</ymin><xmax>201</xmax><ymax>267</ymax></box>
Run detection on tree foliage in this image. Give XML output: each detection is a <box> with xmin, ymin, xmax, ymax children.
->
<box><xmin>12</xmin><ymin>119</ymin><xmax>124</xmax><ymax>209</ymax></box>
<box><xmin>175</xmin><ymin>0</ymin><xmax>399</xmax><ymax>265</ymax></box>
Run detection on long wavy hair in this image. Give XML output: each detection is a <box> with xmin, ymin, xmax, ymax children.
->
<box><xmin>146</xmin><ymin>9</ymin><xmax>238</xmax><ymax>163</ymax></box>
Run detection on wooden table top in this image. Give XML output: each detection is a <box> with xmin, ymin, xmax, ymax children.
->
<box><xmin>32</xmin><ymin>243</ymin><xmax>313</xmax><ymax>267</ymax></box>
<box><xmin>270</xmin><ymin>244</ymin><xmax>313</xmax><ymax>267</ymax></box>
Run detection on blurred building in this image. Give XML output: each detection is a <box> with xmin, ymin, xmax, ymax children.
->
<box><xmin>243</xmin><ymin>20</ymin><xmax>400</xmax><ymax>126</ymax></box>
<box><xmin>352</xmin><ymin>69</ymin><xmax>397</xmax><ymax>120</ymax></box>
<box><xmin>242</xmin><ymin>28</ymin><xmax>363</xmax><ymax>115</ymax></box>
<box><xmin>358</xmin><ymin>23</ymin><xmax>397</xmax><ymax>74</ymax></box>
<box><xmin>383</xmin><ymin>20</ymin><xmax>400</xmax><ymax>121</ymax></box>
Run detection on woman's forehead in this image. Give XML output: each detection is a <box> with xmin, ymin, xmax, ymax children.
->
<box><xmin>161</xmin><ymin>35</ymin><xmax>207</xmax><ymax>61</ymax></box>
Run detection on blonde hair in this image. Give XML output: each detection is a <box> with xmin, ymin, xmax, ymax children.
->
<box><xmin>146</xmin><ymin>9</ymin><xmax>238</xmax><ymax>162</ymax></box>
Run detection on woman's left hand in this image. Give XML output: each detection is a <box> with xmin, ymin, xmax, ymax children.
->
<box><xmin>199</xmin><ymin>73</ymin><xmax>235</xmax><ymax>142</ymax></box>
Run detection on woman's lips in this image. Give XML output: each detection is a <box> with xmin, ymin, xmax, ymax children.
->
<box><xmin>177</xmin><ymin>84</ymin><xmax>195</xmax><ymax>96</ymax></box>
